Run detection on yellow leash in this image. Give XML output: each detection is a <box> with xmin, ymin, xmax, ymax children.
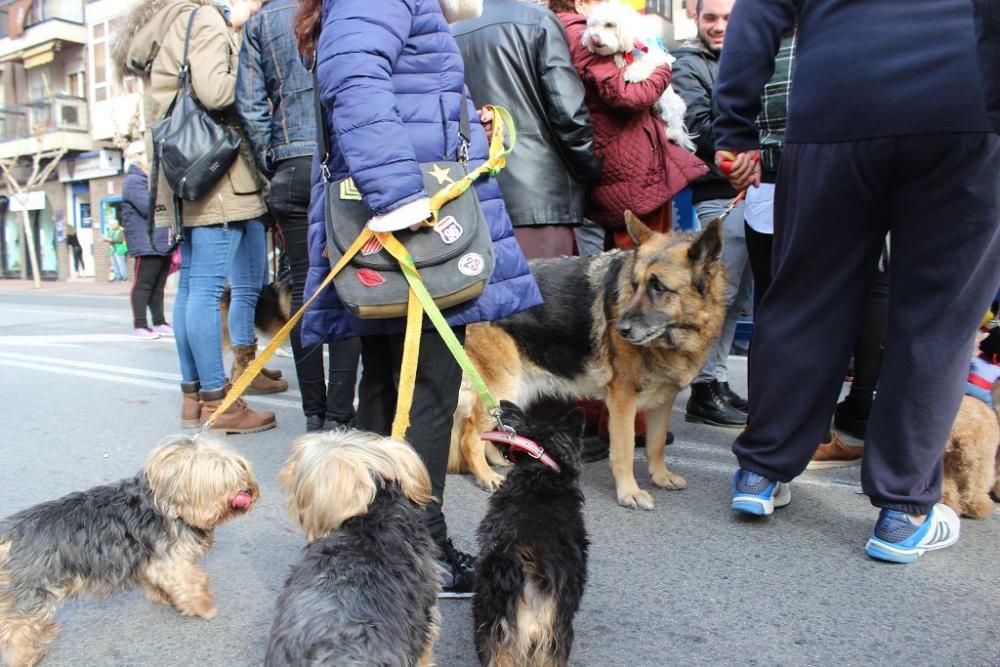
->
<box><xmin>204</xmin><ymin>105</ymin><xmax>516</xmax><ymax>437</ymax></box>
<box><xmin>203</xmin><ymin>228</ymin><xmax>375</xmax><ymax>429</ymax></box>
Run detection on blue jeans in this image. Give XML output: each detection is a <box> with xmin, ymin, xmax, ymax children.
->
<box><xmin>173</xmin><ymin>221</ymin><xmax>267</xmax><ymax>391</ymax></box>
<box><xmin>110</xmin><ymin>253</ymin><xmax>128</xmax><ymax>281</ymax></box>
<box><xmin>693</xmin><ymin>199</ymin><xmax>752</xmax><ymax>385</ymax></box>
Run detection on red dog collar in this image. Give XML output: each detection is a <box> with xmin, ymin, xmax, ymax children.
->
<box><xmin>481</xmin><ymin>431</ymin><xmax>561</xmax><ymax>474</ymax></box>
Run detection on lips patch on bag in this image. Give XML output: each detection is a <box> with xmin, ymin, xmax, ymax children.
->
<box><xmin>355</xmin><ymin>268</ymin><xmax>386</xmax><ymax>287</ymax></box>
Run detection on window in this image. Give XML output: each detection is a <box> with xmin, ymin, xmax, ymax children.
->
<box><xmin>66</xmin><ymin>69</ymin><xmax>85</xmax><ymax>98</ymax></box>
<box><xmin>27</xmin><ymin>67</ymin><xmax>51</xmax><ymax>101</ymax></box>
<box><xmin>90</xmin><ymin>21</ymin><xmax>110</xmax><ymax>102</ymax></box>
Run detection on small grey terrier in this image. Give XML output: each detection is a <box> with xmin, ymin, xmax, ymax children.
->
<box><xmin>266</xmin><ymin>430</ymin><xmax>442</xmax><ymax>667</ymax></box>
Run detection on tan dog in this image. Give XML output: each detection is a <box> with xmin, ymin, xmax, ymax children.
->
<box><xmin>942</xmin><ymin>382</ymin><xmax>1000</xmax><ymax>518</ymax></box>
<box><xmin>450</xmin><ymin>212</ymin><xmax>726</xmax><ymax>509</ymax></box>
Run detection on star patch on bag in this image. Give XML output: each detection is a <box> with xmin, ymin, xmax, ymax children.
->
<box><xmin>355</xmin><ymin>268</ymin><xmax>386</xmax><ymax>287</ymax></box>
<box><xmin>434</xmin><ymin>215</ymin><xmax>464</xmax><ymax>245</ymax></box>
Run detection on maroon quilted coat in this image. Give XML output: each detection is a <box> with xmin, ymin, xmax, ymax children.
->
<box><xmin>559</xmin><ymin>13</ymin><xmax>708</xmax><ymax>230</ymax></box>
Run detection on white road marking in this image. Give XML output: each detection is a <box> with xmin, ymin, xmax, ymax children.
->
<box><xmin>0</xmin><ymin>353</ymin><xmax>302</xmax><ymax>409</ymax></box>
<box><xmin>0</xmin><ymin>306</ymin><xmax>130</xmax><ymax>322</ymax></box>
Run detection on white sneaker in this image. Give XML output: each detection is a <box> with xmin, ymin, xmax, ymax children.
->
<box><xmin>865</xmin><ymin>504</ymin><xmax>960</xmax><ymax>563</ymax></box>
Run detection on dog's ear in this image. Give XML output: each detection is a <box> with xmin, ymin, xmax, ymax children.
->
<box><xmin>379</xmin><ymin>439</ymin><xmax>433</xmax><ymax>507</ymax></box>
<box><xmin>279</xmin><ymin>435</ymin><xmax>379</xmax><ymax>541</ymax></box>
<box><xmin>555</xmin><ymin>407</ymin><xmax>587</xmax><ymax>441</ymax></box>
<box><xmin>624</xmin><ymin>210</ymin><xmax>654</xmax><ymax>248</ymax></box>
<box><xmin>688</xmin><ymin>218</ymin><xmax>723</xmax><ymax>295</ymax></box>
<box><xmin>499</xmin><ymin>400</ymin><xmax>527</xmax><ymax>432</ymax></box>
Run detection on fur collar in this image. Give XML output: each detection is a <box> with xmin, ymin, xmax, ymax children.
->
<box><xmin>112</xmin><ymin>0</ymin><xmax>223</xmax><ymax>77</ymax></box>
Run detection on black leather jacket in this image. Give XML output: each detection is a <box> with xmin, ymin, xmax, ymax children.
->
<box><xmin>453</xmin><ymin>0</ymin><xmax>600</xmax><ymax>227</ymax></box>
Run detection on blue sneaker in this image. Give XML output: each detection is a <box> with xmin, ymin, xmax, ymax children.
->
<box><xmin>865</xmin><ymin>504</ymin><xmax>960</xmax><ymax>563</ymax></box>
<box><xmin>730</xmin><ymin>469</ymin><xmax>791</xmax><ymax>516</ymax></box>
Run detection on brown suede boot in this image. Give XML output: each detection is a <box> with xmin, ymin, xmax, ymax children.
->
<box><xmin>261</xmin><ymin>367</ymin><xmax>283</xmax><ymax>381</ymax></box>
<box><xmin>231</xmin><ymin>345</ymin><xmax>289</xmax><ymax>394</ymax></box>
<box><xmin>199</xmin><ymin>384</ymin><xmax>276</xmax><ymax>434</ymax></box>
<box><xmin>181</xmin><ymin>381</ymin><xmax>202</xmax><ymax>428</ymax></box>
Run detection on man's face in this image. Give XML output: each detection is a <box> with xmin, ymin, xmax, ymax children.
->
<box><xmin>697</xmin><ymin>0</ymin><xmax>734</xmax><ymax>53</ymax></box>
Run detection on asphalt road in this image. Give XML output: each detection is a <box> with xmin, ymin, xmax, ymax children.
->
<box><xmin>1</xmin><ymin>285</ymin><xmax>998</xmax><ymax>667</ymax></box>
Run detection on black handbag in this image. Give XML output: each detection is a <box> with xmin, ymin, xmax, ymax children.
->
<box><xmin>150</xmin><ymin>7</ymin><xmax>241</xmax><ymax>204</ymax></box>
<box><xmin>314</xmin><ymin>70</ymin><xmax>496</xmax><ymax>319</ymax></box>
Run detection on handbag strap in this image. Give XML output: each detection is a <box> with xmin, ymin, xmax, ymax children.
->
<box><xmin>178</xmin><ymin>7</ymin><xmax>201</xmax><ymax>91</ymax></box>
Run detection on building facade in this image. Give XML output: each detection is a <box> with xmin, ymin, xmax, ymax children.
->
<box><xmin>0</xmin><ymin>0</ymin><xmax>141</xmax><ymax>282</ymax></box>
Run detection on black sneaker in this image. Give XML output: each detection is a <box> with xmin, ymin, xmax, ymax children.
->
<box><xmin>305</xmin><ymin>415</ymin><xmax>325</xmax><ymax>432</ymax></box>
<box><xmin>438</xmin><ymin>539</ymin><xmax>476</xmax><ymax>599</ymax></box>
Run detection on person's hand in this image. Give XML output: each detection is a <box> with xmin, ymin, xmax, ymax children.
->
<box><xmin>716</xmin><ymin>150</ymin><xmax>761</xmax><ymax>191</ymax></box>
<box><xmin>477</xmin><ymin>106</ymin><xmax>494</xmax><ymax>137</ymax></box>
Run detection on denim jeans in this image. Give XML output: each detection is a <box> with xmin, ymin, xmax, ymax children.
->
<box><xmin>173</xmin><ymin>221</ymin><xmax>267</xmax><ymax>391</ymax></box>
<box><xmin>110</xmin><ymin>253</ymin><xmax>128</xmax><ymax>281</ymax></box>
<box><xmin>693</xmin><ymin>199</ymin><xmax>752</xmax><ymax>385</ymax></box>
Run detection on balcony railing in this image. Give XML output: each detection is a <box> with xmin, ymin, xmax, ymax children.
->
<box><xmin>0</xmin><ymin>95</ymin><xmax>88</xmax><ymax>142</ymax></box>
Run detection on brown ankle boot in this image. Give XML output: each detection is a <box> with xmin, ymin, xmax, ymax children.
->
<box><xmin>199</xmin><ymin>384</ymin><xmax>276</xmax><ymax>434</ymax></box>
<box><xmin>231</xmin><ymin>345</ymin><xmax>289</xmax><ymax>394</ymax></box>
<box><xmin>181</xmin><ymin>381</ymin><xmax>202</xmax><ymax>428</ymax></box>
<box><xmin>261</xmin><ymin>367</ymin><xmax>283</xmax><ymax>381</ymax></box>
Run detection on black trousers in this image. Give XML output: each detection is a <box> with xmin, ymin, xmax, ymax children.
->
<box><xmin>734</xmin><ymin>133</ymin><xmax>1000</xmax><ymax>515</ymax></box>
<box><xmin>268</xmin><ymin>157</ymin><xmax>361</xmax><ymax>421</ymax></box>
<box><xmin>131</xmin><ymin>254</ymin><xmax>171</xmax><ymax>329</ymax></box>
<box><xmin>745</xmin><ymin>222</ymin><xmax>889</xmax><ymax>403</ymax></box>
<box><xmin>355</xmin><ymin>327</ymin><xmax>466</xmax><ymax>548</ymax></box>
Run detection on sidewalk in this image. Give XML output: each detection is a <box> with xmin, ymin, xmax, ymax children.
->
<box><xmin>0</xmin><ymin>279</ymin><xmax>134</xmax><ymax>297</ymax></box>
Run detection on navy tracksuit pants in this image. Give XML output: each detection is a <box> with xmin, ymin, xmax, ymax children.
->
<box><xmin>733</xmin><ymin>133</ymin><xmax>1000</xmax><ymax>515</ymax></box>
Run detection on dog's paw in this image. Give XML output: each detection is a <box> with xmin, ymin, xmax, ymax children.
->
<box><xmin>198</xmin><ymin>605</ymin><xmax>218</xmax><ymax>620</ymax></box>
<box><xmin>144</xmin><ymin>586</ymin><xmax>172</xmax><ymax>606</ymax></box>
<box><xmin>476</xmin><ymin>470</ymin><xmax>506</xmax><ymax>493</ymax></box>
<box><xmin>963</xmin><ymin>494</ymin><xmax>995</xmax><ymax>519</ymax></box>
<box><xmin>624</xmin><ymin>61</ymin><xmax>654</xmax><ymax>83</ymax></box>
<box><xmin>617</xmin><ymin>487</ymin><xmax>655</xmax><ymax>510</ymax></box>
<box><xmin>651</xmin><ymin>469</ymin><xmax>687</xmax><ymax>490</ymax></box>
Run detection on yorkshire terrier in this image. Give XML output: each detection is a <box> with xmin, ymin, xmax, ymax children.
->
<box><xmin>266</xmin><ymin>430</ymin><xmax>441</xmax><ymax>667</ymax></box>
<box><xmin>474</xmin><ymin>402</ymin><xmax>589</xmax><ymax>667</ymax></box>
<box><xmin>0</xmin><ymin>435</ymin><xmax>259</xmax><ymax>667</ymax></box>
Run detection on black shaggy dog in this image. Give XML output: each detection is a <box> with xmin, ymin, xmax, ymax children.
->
<box><xmin>474</xmin><ymin>401</ymin><xmax>589</xmax><ymax>667</ymax></box>
<box><xmin>266</xmin><ymin>430</ymin><xmax>441</xmax><ymax>667</ymax></box>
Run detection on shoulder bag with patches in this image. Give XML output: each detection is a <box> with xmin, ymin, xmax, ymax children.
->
<box><xmin>313</xmin><ymin>69</ymin><xmax>498</xmax><ymax>319</ymax></box>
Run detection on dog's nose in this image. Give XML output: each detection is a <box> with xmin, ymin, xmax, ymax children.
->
<box><xmin>617</xmin><ymin>319</ymin><xmax>632</xmax><ymax>336</ymax></box>
<box><xmin>590</xmin><ymin>34</ymin><xmax>602</xmax><ymax>46</ymax></box>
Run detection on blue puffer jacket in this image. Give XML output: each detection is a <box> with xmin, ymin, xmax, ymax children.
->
<box><xmin>301</xmin><ymin>0</ymin><xmax>542</xmax><ymax>345</ymax></box>
<box><xmin>235</xmin><ymin>0</ymin><xmax>316</xmax><ymax>176</ymax></box>
<box><xmin>122</xmin><ymin>165</ymin><xmax>171</xmax><ymax>257</ymax></box>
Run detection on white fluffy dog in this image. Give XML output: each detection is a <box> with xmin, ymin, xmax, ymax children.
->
<box><xmin>582</xmin><ymin>1</ymin><xmax>695</xmax><ymax>151</ymax></box>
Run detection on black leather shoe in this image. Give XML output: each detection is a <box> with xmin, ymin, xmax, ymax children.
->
<box><xmin>305</xmin><ymin>415</ymin><xmax>325</xmax><ymax>432</ymax></box>
<box><xmin>718</xmin><ymin>381</ymin><xmax>749</xmax><ymax>412</ymax></box>
<box><xmin>685</xmin><ymin>380</ymin><xmax>747</xmax><ymax>428</ymax></box>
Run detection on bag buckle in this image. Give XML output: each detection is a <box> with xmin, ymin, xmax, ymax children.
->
<box><xmin>458</xmin><ymin>139</ymin><xmax>470</xmax><ymax>166</ymax></box>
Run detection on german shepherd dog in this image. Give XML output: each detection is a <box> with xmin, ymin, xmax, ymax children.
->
<box><xmin>474</xmin><ymin>401</ymin><xmax>588</xmax><ymax>667</ymax></box>
<box><xmin>450</xmin><ymin>212</ymin><xmax>726</xmax><ymax>510</ymax></box>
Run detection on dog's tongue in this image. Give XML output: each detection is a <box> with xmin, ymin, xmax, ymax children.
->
<box><xmin>232</xmin><ymin>492</ymin><xmax>253</xmax><ymax>509</ymax></box>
